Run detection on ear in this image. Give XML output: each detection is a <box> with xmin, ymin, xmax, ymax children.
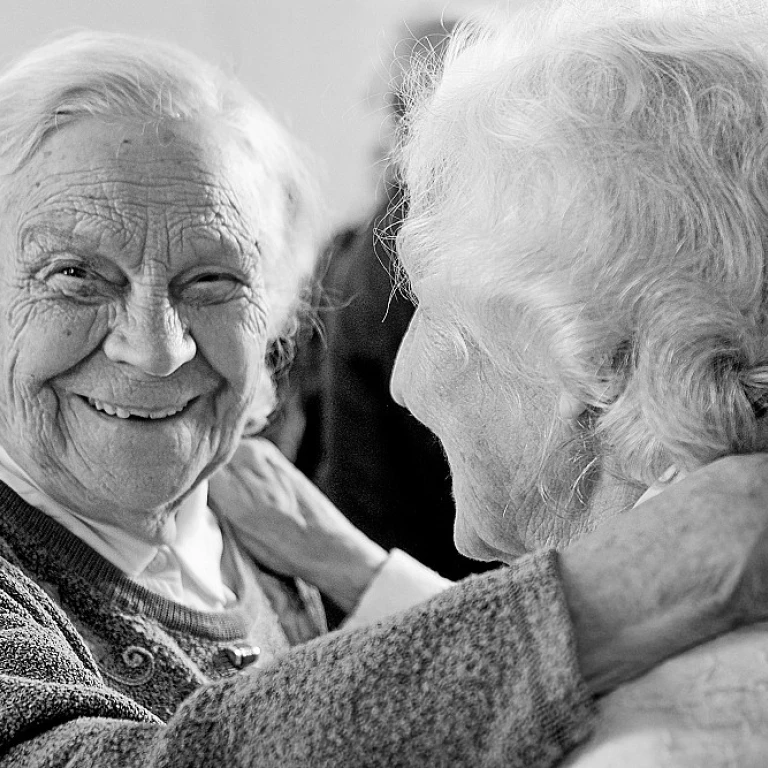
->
<box><xmin>558</xmin><ymin>391</ymin><xmax>587</xmax><ymax>420</ymax></box>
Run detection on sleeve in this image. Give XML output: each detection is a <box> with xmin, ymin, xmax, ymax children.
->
<box><xmin>0</xmin><ymin>551</ymin><xmax>595</xmax><ymax>768</ymax></box>
<box><xmin>342</xmin><ymin>548</ymin><xmax>453</xmax><ymax>630</ymax></box>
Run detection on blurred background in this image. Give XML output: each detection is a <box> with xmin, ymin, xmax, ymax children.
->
<box><xmin>3</xmin><ymin>0</ymin><xmax>492</xmax><ymax>227</ymax></box>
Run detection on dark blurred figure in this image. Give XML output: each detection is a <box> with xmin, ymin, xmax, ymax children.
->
<box><xmin>315</xmin><ymin>198</ymin><xmax>480</xmax><ymax>579</ymax></box>
<box><xmin>306</xmin><ymin>20</ymin><xmax>492</xmax><ymax>581</ymax></box>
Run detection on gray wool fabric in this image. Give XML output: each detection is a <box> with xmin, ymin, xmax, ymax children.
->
<box><xmin>0</xmin><ymin>482</ymin><xmax>595</xmax><ymax>767</ymax></box>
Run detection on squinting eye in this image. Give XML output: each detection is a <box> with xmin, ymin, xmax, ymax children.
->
<box><xmin>177</xmin><ymin>273</ymin><xmax>247</xmax><ymax>305</ymax></box>
<box><xmin>40</xmin><ymin>261</ymin><xmax>118</xmax><ymax>301</ymax></box>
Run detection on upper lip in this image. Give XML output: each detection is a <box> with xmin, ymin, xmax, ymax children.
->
<box><xmin>85</xmin><ymin>396</ymin><xmax>193</xmax><ymax>420</ymax></box>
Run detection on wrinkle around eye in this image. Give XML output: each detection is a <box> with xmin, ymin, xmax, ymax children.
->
<box><xmin>174</xmin><ymin>273</ymin><xmax>250</xmax><ymax>305</ymax></box>
<box><xmin>37</xmin><ymin>262</ymin><xmax>125</xmax><ymax>302</ymax></box>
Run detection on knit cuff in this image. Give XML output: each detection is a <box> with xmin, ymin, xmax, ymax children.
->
<box><xmin>505</xmin><ymin>549</ymin><xmax>596</xmax><ymax>764</ymax></box>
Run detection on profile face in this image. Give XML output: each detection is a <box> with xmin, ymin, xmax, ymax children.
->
<box><xmin>0</xmin><ymin>117</ymin><xmax>275</xmax><ymax>540</ymax></box>
<box><xmin>390</xmin><ymin>287</ymin><xmax>593</xmax><ymax>561</ymax></box>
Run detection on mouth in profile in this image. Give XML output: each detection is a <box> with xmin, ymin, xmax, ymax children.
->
<box><xmin>80</xmin><ymin>395</ymin><xmax>196</xmax><ymax>421</ymax></box>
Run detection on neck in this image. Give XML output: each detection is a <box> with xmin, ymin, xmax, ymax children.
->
<box><xmin>583</xmin><ymin>466</ymin><xmax>646</xmax><ymax>535</ymax></box>
<box><xmin>538</xmin><ymin>461</ymin><xmax>647</xmax><ymax>552</ymax></box>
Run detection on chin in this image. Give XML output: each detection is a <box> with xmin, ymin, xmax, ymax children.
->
<box><xmin>453</xmin><ymin>521</ymin><xmax>514</xmax><ymax>564</ymax></box>
<box><xmin>57</xmin><ymin>463</ymin><xmax>201</xmax><ymax>533</ymax></box>
<box><xmin>452</xmin><ymin>483</ymin><xmax>528</xmax><ymax>564</ymax></box>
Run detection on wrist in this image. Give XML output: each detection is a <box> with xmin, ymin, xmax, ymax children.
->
<box><xmin>559</xmin><ymin>538</ymin><xmax>734</xmax><ymax>696</ymax></box>
<box><xmin>311</xmin><ymin>539</ymin><xmax>388</xmax><ymax>612</ymax></box>
<box><xmin>571</xmin><ymin>595</ymin><xmax>731</xmax><ymax>695</ymax></box>
<box><xmin>557</xmin><ymin>455</ymin><xmax>768</xmax><ymax>696</ymax></box>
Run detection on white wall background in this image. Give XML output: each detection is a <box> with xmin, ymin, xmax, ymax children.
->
<box><xmin>1</xmin><ymin>0</ymin><xmax>492</xmax><ymax>227</ymax></box>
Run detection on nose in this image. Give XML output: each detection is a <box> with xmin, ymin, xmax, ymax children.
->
<box><xmin>390</xmin><ymin>314</ymin><xmax>417</xmax><ymax>407</ymax></box>
<box><xmin>103</xmin><ymin>295</ymin><xmax>196</xmax><ymax>377</ymax></box>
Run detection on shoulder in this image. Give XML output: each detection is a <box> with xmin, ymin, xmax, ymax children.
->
<box><xmin>0</xmin><ymin>552</ymin><xmax>157</xmax><ymax>753</ymax></box>
<box><xmin>0</xmin><ymin>552</ymin><xmax>102</xmax><ymax>676</ymax></box>
<box><xmin>563</xmin><ymin>624</ymin><xmax>768</xmax><ymax>767</ymax></box>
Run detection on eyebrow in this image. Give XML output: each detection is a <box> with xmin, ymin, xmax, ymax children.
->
<box><xmin>19</xmin><ymin>225</ymin><xmax>105</xmax><ymax>255</ymax></box>
<box><xmin>181</xmin><ymin>227</ymin><xmax>263</xmax><ymax>267</ymax></box>
<box><xmin>20</xmin><ymin>224</ymin><xmax>264</xmax><ymax>282</ymax></box>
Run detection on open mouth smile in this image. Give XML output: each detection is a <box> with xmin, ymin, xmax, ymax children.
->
<box><xmin>84</xmin><ymin>396</ymin><xmax>193</xmax><ymax>420</ymax></box>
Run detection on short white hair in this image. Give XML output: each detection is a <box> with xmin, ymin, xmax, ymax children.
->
<box><xmin>0</xmin><ymin>30</ymin><xmax>322</xmax><ymax>342</ymax></box>
<box><xmin>398</xmin><ymin>0</ymin><xmax>768</xmax><ymax>486</ymax></box>
<box><xmin>0</xmin><ymin>31</ymin><xmax>325</xmax><ymax>429</ymax></box>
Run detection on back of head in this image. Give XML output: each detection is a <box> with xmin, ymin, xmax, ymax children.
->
<box><xmin>387</xmin><ymin>17</ymin><xmax>459</xmax><ymax>121</ymax></box>
<box><xmin>367</xmin><ymin>16</ymin><xmax>459</xmax><ymax>196</ymax></box>
<box><xmin>0</xmin><ymin>31</ymin><xmax>322</xmax><ymax>341</ymax></box>
<box><xmin>398</xmin><ymin>0</ymin><xmax>768</xmax><ymax>483</ymax></box>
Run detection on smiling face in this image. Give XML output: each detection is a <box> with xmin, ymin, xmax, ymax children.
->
<box><xmin>0</xmin><ymin>117</ymin><xmax>273</xmax><ymax>541</ymax></box>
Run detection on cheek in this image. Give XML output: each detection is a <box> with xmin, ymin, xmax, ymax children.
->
<box><xmin>187</xmin><ymin>300</ymin><xmax>268</xmax><ymax>401</ymax></box>
<box><xmin>2</xmin><ymin>297</ymin><xmax>104</xmax><ymax>395</ymax></box>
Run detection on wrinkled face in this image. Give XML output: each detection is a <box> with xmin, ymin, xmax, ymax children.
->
<box><xmin>0</xmin><ymin>117</ymin><xmax>273</xmax><ymax>541</ymax></box>
<box><xmin>391</xmin><ymin>295</ymin><xmax>597</xmax><ymax>561</ymax></box>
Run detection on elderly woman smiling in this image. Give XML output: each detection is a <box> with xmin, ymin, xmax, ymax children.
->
<box><xmin>392</xmin><ymin>0</ymin><xmax>768</xmax><ymax>762</ymax></box>
<box><xmin>4</xmin><ymin>24</ymin><xmax>768</xmax><ymax>768</ymax></box>
<box><xmin>0</xmin><ymin>48</ymin><xmax>327</xmax><ymax>630</ymax></box>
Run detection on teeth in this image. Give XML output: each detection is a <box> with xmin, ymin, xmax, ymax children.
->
<box><xmin>87</xmin><ymin>397</ymin><xmax>187</xmax><ymax>420</ymax></box>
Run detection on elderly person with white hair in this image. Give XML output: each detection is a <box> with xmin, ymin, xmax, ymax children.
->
<box><xmin>1</xmin><ymin>25</ymin><xmax>768</xmax><ymax>768</ymax></box>
<box><xmin>391</xmin><ymin>0</ymin><xmax>768</xmax><ymax>763</ymax></box>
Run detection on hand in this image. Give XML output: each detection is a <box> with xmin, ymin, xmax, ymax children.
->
<box><xmin>559</xmin><ymin>453</ymin><xmax>768</xmax><ymax>695</ymax></box>
<box><xmin>209</xmin><ymin>438</ymin><xmax>388</xmax><ymax>612</ymax></box>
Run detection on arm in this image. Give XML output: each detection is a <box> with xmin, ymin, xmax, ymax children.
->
<box><xmin>0</xmin><ymin>552</ymin><xmax>590</xmax><ymax>768</ymax></box>
<box><xmin>209</xmin><ymin>438</ymin><xmax>450</xmax><ymax>624</ymax></box>
<box><xmin>208</xmin><ymin>438</ymin><xmax>389</xmax><ymax>613</ymax></box>
<box><xmin>211</xmin><ymin>443</ymin><xmax>768</xmax><ymax>696</ymax></box>
<box><xmin>561</xmin><ymin>454</ymin><xmax>768</xmax><ymax>694</ymax></box>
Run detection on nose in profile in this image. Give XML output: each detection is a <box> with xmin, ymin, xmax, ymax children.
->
<box><xmin>103</xmin><ymin>296</ymin><xmax>196</xmax><ymax>377</ymax></box>
<box><xmin>390</xmin><ymin>315</ymin><xmax>417</xmax><ymax>407</ymax></box>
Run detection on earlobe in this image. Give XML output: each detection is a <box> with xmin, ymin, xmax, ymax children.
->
<box><xmin>558</xmin><ymin>391</ymin><xmax>587</xmax><ymax>420</ymax></box>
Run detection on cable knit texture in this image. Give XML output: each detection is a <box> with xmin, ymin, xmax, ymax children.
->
<box><xmin>0</xmin><ymin>482</ymin><xmax>594</xmax><ymax>767</ymax></box>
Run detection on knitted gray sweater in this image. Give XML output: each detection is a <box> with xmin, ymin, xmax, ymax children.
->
<box><xmin>0</xmin><ymin>483</ymin><xmax>594</xmax><ymax>767</ymax></box>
